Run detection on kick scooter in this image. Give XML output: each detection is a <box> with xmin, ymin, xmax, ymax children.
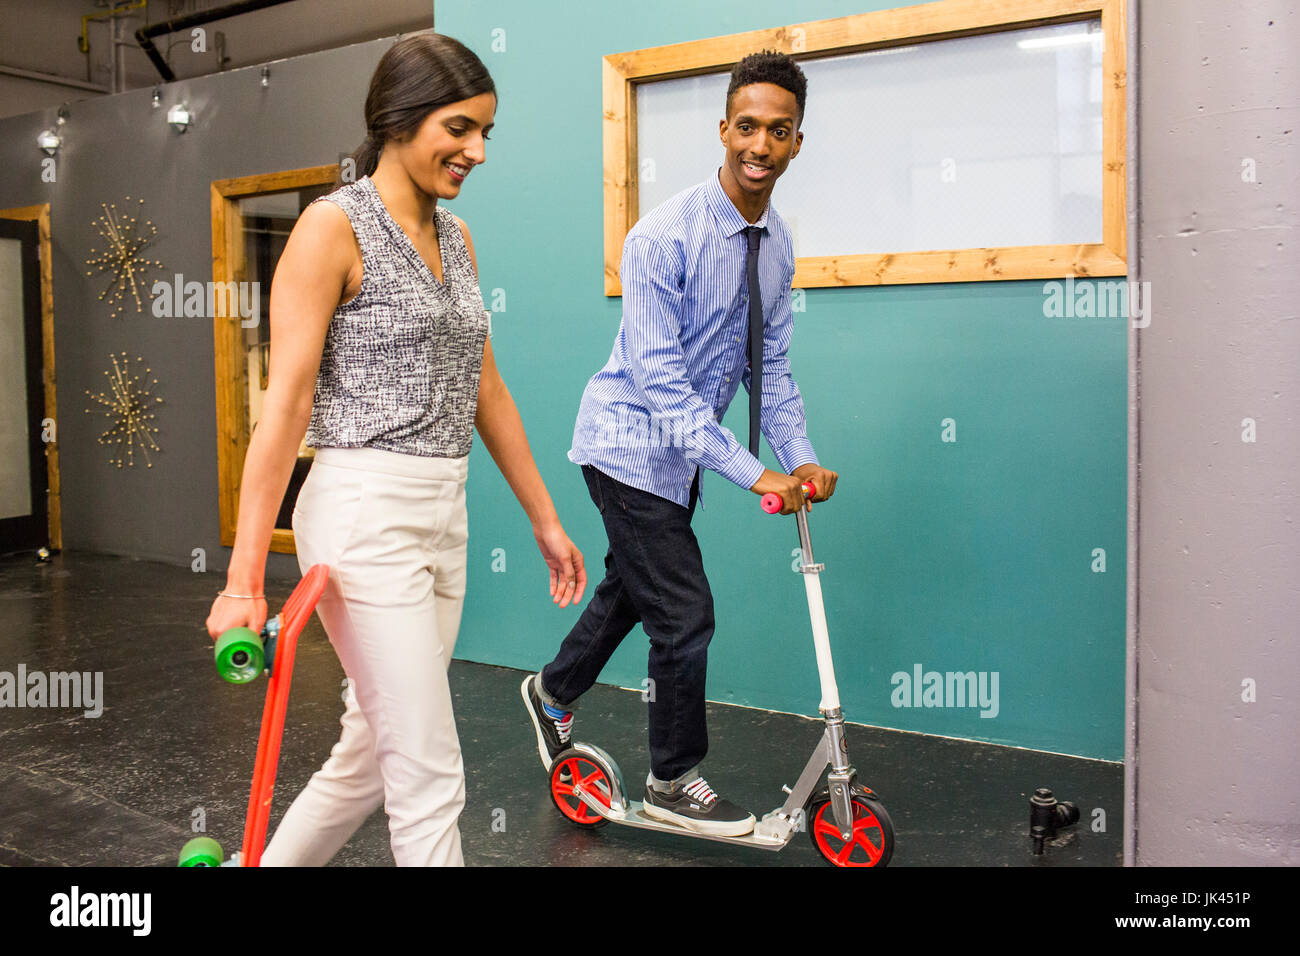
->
<box><xmin>548</xmin><ymin>483</ymin><xmax>895</xmax><ymax>867</ymax></box>
<box><xmin>178</xmin><ymin>563</ymin><xmax>329</xmax><ymax>867</ymax></box>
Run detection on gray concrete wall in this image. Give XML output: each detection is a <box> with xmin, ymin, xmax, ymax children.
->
<box><xmin>1131</xmin><ymin>0</ymin><xmax>1299</xmax><ymax>864</ymax></box>
<box><xmin>0</xmin><ymin>33</ymin><xmax>416</xmax><ymax>579</ymax></box>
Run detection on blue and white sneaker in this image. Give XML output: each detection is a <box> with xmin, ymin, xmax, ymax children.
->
<box><xmin>521</xmin><ymin>674</ymin><xmax>572</xmax><ymax>771</ymax></box>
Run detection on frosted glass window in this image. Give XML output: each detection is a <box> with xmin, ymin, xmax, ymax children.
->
<box><xmin>636</xmin><ymin>19</ymin><xmax>1104</xmax><ymax>258</ymax></box>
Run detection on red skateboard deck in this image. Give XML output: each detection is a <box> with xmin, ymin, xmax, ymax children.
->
<box><xmin>239</xmin><ymin>563</ymin><xmax>329</xmax><ymax>866</ymax></box>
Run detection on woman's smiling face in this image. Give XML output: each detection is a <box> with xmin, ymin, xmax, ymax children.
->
<box><xmin>391</xmin><ymin>92</ymin><xmax>496</xmax><ymax>200</ymax></box>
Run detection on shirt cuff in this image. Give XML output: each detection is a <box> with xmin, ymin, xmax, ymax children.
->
<box><xmin>773</xmin><ymin>437</ymin><xmax>819</xmax><ymax>475</ymax></box>
<box><xmin>715</xmin><ymin>445</ymin><xmax>766</xmax><ymax>491</ymax></box>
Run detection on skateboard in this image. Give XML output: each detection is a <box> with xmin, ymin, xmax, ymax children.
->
<box><xmin>178</xmin><ymin>563</ymin><xmax>330</xmax><ymax>867</ymax></box>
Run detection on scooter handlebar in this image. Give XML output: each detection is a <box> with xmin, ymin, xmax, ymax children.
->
<box><xmin>760</xmin><ymin>481</ymin><xmax>816</xmax><ymax>514</ymax></box>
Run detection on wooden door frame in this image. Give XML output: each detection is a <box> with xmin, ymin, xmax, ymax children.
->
<box><xmin>0</xmin><ymin>203</ymin><xmax>60</xmax><ymax>550</ymax></box>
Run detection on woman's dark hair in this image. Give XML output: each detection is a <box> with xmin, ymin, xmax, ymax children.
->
<box><xmin>725</xmin><ymin>50</ymin><xmax>807</xmax><ymax>129</ymax></box>
<box><xmin>337</xmin><ymin>33</ymin><xmax>496</xmax><ymax>188</ymax></box>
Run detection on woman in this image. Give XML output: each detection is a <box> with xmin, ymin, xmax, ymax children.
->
<box><xmin>205</xmin><ymin>33</ymin><xmax>586</xmax><ymax>867</ymax></box>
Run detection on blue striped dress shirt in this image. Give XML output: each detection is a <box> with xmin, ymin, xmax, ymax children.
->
<box><xmin>568</xmin><ymin>168</ymin><xmax>818</xmax><ymax>508</ymax></box>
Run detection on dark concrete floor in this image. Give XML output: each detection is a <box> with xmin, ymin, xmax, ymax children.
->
<box><xmin>0</xmin><ymin>551</ymin><xmax>1122</xmax><ymax>866</ymax></box>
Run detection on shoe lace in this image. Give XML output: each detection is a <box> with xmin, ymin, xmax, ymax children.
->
<box><xmin>683</xmin><ymin>778</ymin><xmax>717</xmax><ymax>805</ymax></box>
<box><xmin>554</xmin><ymin>712</ymin><xmax>573</xmax><ymax>744</ymax></box>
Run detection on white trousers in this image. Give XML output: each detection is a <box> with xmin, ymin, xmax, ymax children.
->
<box><xmin>260</xmin><ymin>446</ymin><xmax>469</xmax><ymax>867</ymax></box>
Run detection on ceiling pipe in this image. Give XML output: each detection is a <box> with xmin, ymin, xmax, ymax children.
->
<box><xmin>0</xmin><ymin>63</ymin><xmax>109</xmax><ymax>93</ymax></box>
<box><xmin>135</xmin><ymin>0</ymin><xmax>298</xmax><ymax>82</ymax></box>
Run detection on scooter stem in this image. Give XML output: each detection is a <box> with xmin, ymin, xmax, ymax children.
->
<box><xmin>795</xmin><ymin>508</ymin><xmax>842</xmax><ymax>712</ymax></box>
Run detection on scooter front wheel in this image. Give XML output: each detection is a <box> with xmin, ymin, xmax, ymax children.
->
<box><xmin>549</xmin><ymin>748</ymin><xmax>614</xmax><ymax>829</ymax></box>
<box><xmin>807</xmin><ymin>786</ymin><xmax>895</xmax><ymax>867</ymax></box>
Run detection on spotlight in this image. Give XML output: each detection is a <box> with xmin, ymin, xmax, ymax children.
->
<box><xmin>166</xmin><ymin>102</ymin><xmax>192</xmax><ymax>133</ymax></box>
<box><xmin>37</xmin><ymin>128</ymin><xmax>61</xmax><ymax>156</ymax></box>
<box><xmin>38</xmin><ymin>105</ymin><xmax>69</xmax><ymax>156</ymax></box>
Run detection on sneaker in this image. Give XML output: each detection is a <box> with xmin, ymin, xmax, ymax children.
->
<box><xmin>642</xmin><ymin>777</ymin><xmax>756</xmax><ymax>837</ymax></box>
<box><xmin>521</xmin><ymin>674</ymin><xmax>573</xmax><ymax>771</ymax></box>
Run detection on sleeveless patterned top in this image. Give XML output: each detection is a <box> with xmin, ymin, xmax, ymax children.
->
<box><xmin>303</xmin><ymin>175</ymin><xmax>490</xmax><ymax>458</ymax></box>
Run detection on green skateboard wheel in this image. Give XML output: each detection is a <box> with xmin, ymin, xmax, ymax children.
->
<box><xmin>178</xmin><ymin>836</ymin><xmax>223</xmax><ymax>867</ymax></box>
<box><xmin>214</xmin><ymin>626</ymin><xmax>264</xmax><ymax>684</ymax></box>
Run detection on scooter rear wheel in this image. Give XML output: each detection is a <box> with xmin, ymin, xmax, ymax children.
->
<box><xmin>549</xmin><ymin>749</ymin><xmax>614</xmax><ymax>829</ymax></box>
<box><xmin>807</xmin><ymin>786</ymin><xmax>894</xmax><ymax>867</ymax></box>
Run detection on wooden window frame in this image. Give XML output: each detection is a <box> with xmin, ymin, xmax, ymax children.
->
<box><xmin>602</xmin><ymin>0</ymin><xmax>1127</xmax><ymax>295</ymax></box>
<box><xmin>211</xmin><ymin>164</ymin><xmax>337</xmax><ymax>554</ymax></box>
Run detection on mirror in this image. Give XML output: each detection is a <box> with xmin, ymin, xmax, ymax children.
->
<box><xmin>211</xmin><ymin>164</ymin><xmax>338</xmax><ymax>553</ymax></box>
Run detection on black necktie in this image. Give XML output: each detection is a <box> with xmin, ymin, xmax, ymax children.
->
<box><xmin>745</xmin><ymin>226</ymin><xmax>763</xmax><ymax>458</ymax></box>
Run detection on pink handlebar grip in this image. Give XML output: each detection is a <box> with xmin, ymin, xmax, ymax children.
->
<box><xmin>760</xmin><ymin>481</ymin><xmax>817</xmax><ymax>514</ymax></box>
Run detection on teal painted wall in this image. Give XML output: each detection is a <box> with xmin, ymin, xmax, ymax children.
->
<box><xmin>437</xmin><ymin>0</ymin><xmax>1127</xmax><ymax>760</ymax></box>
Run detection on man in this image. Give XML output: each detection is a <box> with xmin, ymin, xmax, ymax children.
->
<box><xmin>523</xmin><ymin>50</ymin><xmax>837</xmax><ymax>837</ymax></box>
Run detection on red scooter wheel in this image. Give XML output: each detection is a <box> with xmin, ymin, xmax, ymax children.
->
<box><xmin>807</xmin><ymin>787</ymin><xmax>895</xmax><ymax>867</ymax></box>
<box><xmin>549</xmin><ymin>750</ymin><xmax>614</xmax><ymax>829</ymax></box>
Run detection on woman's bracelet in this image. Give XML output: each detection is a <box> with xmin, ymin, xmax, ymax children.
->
<box><xmin>217</xmin><ymin>590</ymin><xmax>265</xmax><ymax>600</ymax></box>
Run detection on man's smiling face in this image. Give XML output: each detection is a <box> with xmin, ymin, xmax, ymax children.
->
<box><xmin>718</xmin><ymin>82</ymin><xmax>803</xmax><ymax>202</ymax></box>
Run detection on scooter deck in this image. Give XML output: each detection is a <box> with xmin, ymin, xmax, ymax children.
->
<box><xmin>239</xmin><ymin>564</ymin><xmax>329</xmax><ymax>867</ymax></box>
<box><xmin>574</xmin><ymin>786</ymin><xmax>794</xmax><ymax>851</ymax></box>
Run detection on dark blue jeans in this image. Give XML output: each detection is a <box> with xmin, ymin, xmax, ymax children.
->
<box><xmin>540</xmin><ymin>465</ymin><xmax>713</xmax><ymax>781</ymax></box>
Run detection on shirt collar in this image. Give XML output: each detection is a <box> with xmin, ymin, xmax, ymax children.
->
<box><xmin>705</xmin><ymin>167</ymin><xmax>770</xmax><ymax>238</ymax></box>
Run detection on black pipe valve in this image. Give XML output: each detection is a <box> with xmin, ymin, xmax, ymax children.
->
<box><xmin>1029</xmin><ymin>787</ymin><xmax>1079</xmax><ymax>855</ymax></box>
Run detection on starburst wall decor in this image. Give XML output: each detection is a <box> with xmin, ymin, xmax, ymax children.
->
<box><xmin>84</xmin><ymin>196</ymin><xmax>163</xmax><ymax>318</ymax></box>
<box><xmin>83</xmin><ymin>353</ymin><xmax>163</xmax><ymax>468</ymax></box>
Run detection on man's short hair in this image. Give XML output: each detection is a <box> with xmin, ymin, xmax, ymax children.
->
<box><xmin>725</xmin><ymin>50</ymin><xmax>808</xmax><ymax>128</ymax></box>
